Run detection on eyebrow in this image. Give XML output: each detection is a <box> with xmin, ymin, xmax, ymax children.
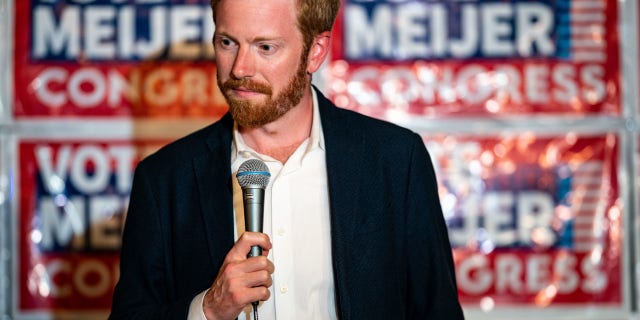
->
<box><xmin>214</xmin><ymin>31</ymin><xmax>284</xmax><ymax>44</ymax></box>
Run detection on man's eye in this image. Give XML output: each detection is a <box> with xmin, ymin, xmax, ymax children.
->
<box><xmin>259</xmin><ymin>44</ymin><xmax>274</xmax><ymax>52</ymax></box>
<box><xmin>216</xmin><ymin>38</ymin><xmax>234</xmax><ymax>48</ymax></box>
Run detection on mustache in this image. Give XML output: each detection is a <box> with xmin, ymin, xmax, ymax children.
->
<box><xmin>220</xmin><ymin>79</ymin><xmax>272</xmax><ymax>95</ymax></box>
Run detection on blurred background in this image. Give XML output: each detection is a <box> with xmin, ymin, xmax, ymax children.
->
<box><xmin>0</xmin><ymin>0</ymin><xmax>638</xmax><ymax>319</ymax></box>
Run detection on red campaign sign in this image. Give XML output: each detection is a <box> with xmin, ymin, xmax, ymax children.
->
<box><xmin>13</xmin><ymin>0</ymin><xmax>228</xmax><ymax>118</ymax></box>
<box><xmin>422</xmin><ymin>133</ymin><xmax>622</xmax><ymax>305</ymax></box>
<box><xmin>329</xmin><ymin>0</ymin><xmax>621</xmax><ymax>117</ymax></box>
<box><xmin>18</xmin><ymin>141</ymin><xmax>166</xmax><ymax>314</ymax></box>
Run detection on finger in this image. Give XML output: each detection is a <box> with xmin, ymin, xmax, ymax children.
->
<box><xmin>219</xmin><ymin>255</ymin><xmax>274</xmax><ymax>282</ymax></box>
<box><xmin>245</xmin><ymin>232</ymin><xmax>272</xmax><ymax>252</ymax></box>
<box><xmin>242</xmin><ymin>285</ymin><xmax>271</xmax><ymax>304</ymax></box>
<box><xmin>221</xmin><ymin>257</ymin><xmax>274</xmax><ymax>291</ymax></box>
<box><xmin>226</xmin><ymin>232</ymin><xmax>272</xmax><ymax>261</ymax></box>
<box><xmin>219</xmin><ymin>271</ymin><xmax>271</xmax><ymax>305</ymax></box>
<box><xmin>243</xmin><ymin>269</ymin><xmax>274</xmax><ymax>289</ymax></box>
<box><xmin>243</xmin><ymin>255</ymin><xmax>274</xmax><ymax>273</ymax></box>
<box><xmin>235</xmin><ymin>256</ymin><xmax>274</xmax><ymax>277</ymax></box>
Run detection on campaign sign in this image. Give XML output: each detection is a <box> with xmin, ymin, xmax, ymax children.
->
<box><xmin>18</xmin><ymin>141</ymin><xmax>164</xmax><ymax>314</ymax></box>
<box><xmin>424</xmin><ymin>133</ymin><xmax>622</xmax><ymax>306</ymax></box>
<box><xmin>13</xmin><ymin>0</ymin><xmax>228</xmax><ymax>118</ymax></box>
<box><xmin>329</xmin><ymin>0</ymin><xmax>620</xmax><ymax>117</ymax></box>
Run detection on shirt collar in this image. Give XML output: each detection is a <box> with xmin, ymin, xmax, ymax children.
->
<box><xmin>231</xmin><ymin>88</ymin><xmax>325</xmax><ymax>164</ymax></box>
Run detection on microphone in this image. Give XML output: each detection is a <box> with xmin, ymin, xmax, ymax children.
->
<box><xmin>236</xmin><ymin>159</ymin><xmax>270</xmax><ymax>319</ymax></box>
<box><xmin>236</xmin><ymin>159</ymin><xmax>271</xmax><ymax>259</ymax></box>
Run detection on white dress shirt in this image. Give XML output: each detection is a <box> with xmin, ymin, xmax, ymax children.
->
<box><xmin>189</xmin><ymin>90</ymin><xmax>337</xmax><ymax>320</ymax></box>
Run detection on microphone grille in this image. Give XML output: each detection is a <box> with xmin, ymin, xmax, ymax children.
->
<box><xmin>236</xmin><ymin>159</ymin><xmax>271</xmax><ymax>188</ymax></box>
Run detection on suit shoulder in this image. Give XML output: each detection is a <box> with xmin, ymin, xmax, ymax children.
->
<box><xmin>332</xmin><ymin>105</ymin><xmax>418</xmax><ymax>140</ymax></box>
<box><xmin>315</xmin><ymin>88</ymin><xmax>414</xmax><ymax>138</ymax></box>
<box><xmin>138</xmin><ymin>116</ymin><xmax>231</xmax><ymax>171</ymax></box>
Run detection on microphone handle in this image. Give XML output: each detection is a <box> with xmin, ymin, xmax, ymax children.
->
<box><xmin>243</xmin><ymin>187</ymin><xmax>264</xmax><ymax>317</ymax></box>
<box><xmin>249</xmin><ymin>245</ymin><xmax>262</xmax><ymax>258</ymax></box>
<box><xmin>243</xmin><ymin>186</ymin><xmax>265</xmax><ymax>258</ymax></box>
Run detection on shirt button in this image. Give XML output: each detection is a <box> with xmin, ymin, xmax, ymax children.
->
<box><xmin>277</xmin><ymin>228</ymin><xmax>286</xmax><ymax>237</ymax></box>
<box><xmin>280</xmin><ymin>286</ymin><xmax>288</xmax><ymax>294</ymax></box>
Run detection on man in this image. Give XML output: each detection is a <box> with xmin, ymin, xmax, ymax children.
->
<box><xmin>110</xmin><ymin>0</ymin><xmax>464</xmax><ymax>319</ymax></box>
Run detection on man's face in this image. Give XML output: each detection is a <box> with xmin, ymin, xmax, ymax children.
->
<box><xmin>213</xmin><ymin>0</ymin><xmax>309</xmax><ymax>128</ymax></box>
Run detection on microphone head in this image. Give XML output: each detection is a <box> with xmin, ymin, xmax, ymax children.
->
<box><xmin>236</xmin><ymin>159</ymin><xmax>271</xmax><ymax>189</ymax></box>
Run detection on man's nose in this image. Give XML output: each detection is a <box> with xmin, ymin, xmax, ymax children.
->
<box><xmin>231</xmin><ymin>46</ymin><xmax>255</xmax><ymax>79</ymax></box>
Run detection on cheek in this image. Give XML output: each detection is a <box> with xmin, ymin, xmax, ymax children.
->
<box><xmin>266</xmin><ymin>60</ymin><xmax>301</xmax><ymax>84</ymax></box>
<box><xmin>215</xmin><ymin>54</ymin><xmax>234</xmax><ymax>75</ymax></box>
<box><xmin>214</xmin><ymin>68</ymin><xmax>227</xmax><ymax>87</ymax></box>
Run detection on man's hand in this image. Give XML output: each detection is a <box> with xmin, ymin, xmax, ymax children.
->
<box><xmin>203</xmin><ymin>232</ymin><xmax>274</xmax><ymax>320</ymax></box>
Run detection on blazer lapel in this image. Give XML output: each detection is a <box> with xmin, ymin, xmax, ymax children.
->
<box><xmin>317</xmin><ymin>90</ymin><xmax>365</xmax><ymax>318</ymax></box>
<box><xmin>193</xmin><ymin>114</ymin><xmax>236</xmax><ymax>268</ymax></box>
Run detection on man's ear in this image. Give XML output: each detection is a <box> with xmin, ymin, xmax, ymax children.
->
<box><xmin>306</xmin><ymin>31</ymin><xmax>332</xmax><ymax>74</ymax></box>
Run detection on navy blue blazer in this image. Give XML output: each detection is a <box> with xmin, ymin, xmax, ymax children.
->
<box><xmin>110</xmin><ymin>90</ymin><xmax>464</xmax><ymax>319</ymax></box>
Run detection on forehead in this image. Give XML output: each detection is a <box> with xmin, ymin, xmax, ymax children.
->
<box><xmin>214</xmin><ymin>0</ymin><xmax>299</xmax><ymax>37</ymax></box>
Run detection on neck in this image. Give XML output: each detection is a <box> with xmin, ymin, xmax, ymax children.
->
<box><xmin>239</xmin><ymin>89</ymin><xmax>314</xmax><ymax>163</ymax></box>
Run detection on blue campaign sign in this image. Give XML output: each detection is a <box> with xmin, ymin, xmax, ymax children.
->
<box><xmin>341</xmin><ymin>0</ymin><xmax>592</xmax><ymax>61</ymax></box>
<box><xmin>29</xmin><ymin>0</ymin><xmax>214</xmax><ymax>62</ymax></box>
<box><xmin>32</xmin><ymin>144</ymin><xmax>134</xmax><ymax>253</ymax></box>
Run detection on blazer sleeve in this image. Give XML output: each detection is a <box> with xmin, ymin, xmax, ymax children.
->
<box><xmin>405</xmin><ymin>133</ymin><xmax>465</xmax><ymax>319</ymax></box>
<box><xmin>109</xmin><ymin>160</ymin><xmax>193</xmax><ymax>320</ymax></box>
